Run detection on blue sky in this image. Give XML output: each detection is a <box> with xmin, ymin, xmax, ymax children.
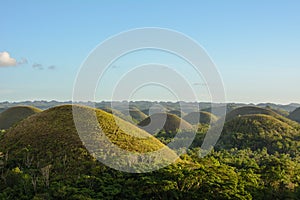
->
<box><xmin>1</xmin><ymin>0</ymin><xmax>300</xmax><ymax>104</ymax></box>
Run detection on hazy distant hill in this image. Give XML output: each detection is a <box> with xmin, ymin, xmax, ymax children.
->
<box><xmin>288</xmin><ymin>107</ymin><xmax>300</xmax><ymax>123</ymax></box>
<box><xmin>257</xmin><ymin>103</ymin><xmax>300</xmax><ymax>112</ymax></box>
<box><xmin>120</xmin><ymin>107</ymin><xmax>148</xmax><ymax>123</ymax></box>
<box><xmin>0</xmin><ymin>106</ymin><xmax>42</xmax><ymax>130</ymax></box>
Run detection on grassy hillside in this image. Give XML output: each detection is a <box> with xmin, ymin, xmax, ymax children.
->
<box><xmin>288</xmin><ymin>107</ymin><xmax>300</xmax><ymax>123</ymax></box>
<box><xmin>217</xmin><ymin>114</ymin><xmax>300</xmax><ymax>154</ymax></box>
<box><xmin>138</xmin><ymin>113</ymin><xmax>193</xmax><ymax>134</ymax></box>
<box><xmin>0</xmin><ymin>105</ymin><xmax>177</xmax><ymax>173</ymax></box>
<box><xmin>120</xmin><ymin>108</ymin><xmax>148</xmax><ymax>123</ymax></box>
<box><xmin>101</xmin><ymin>106</ymin><xmax>133</xmax><ymax>122</ymax></box>
<box><xmin>168</xmin><ymin>110</ymin><xmax>185</xmax><ymax>118</ymax></box>
<box><xmin>0</xmin><ymin>106</ymin><xmax>42</xmax><ymax>130</ymax></box>
<box><xmin>1</xmin><ymin>105</ymin><xmax>300</xmax><ymax>199</ymax></box>
<box><xmin>226</xmin><ymin>106</ymin><xmax>299</xmax><ymax>127</ymax></box>
<box><xmin>183</xmin><ymin>111</ymin><xmax>218</xmax><ymax>125</ymax></box>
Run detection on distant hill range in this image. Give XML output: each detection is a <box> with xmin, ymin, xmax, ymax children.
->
<box><xmin>1</xmin><ymin>101</ymin><xmax>300</xmax><ymax>116</ymax></box>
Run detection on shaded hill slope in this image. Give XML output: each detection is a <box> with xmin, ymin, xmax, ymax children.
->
<box><xmin>288</xmin><ymin>107</ymin><xmax>300</xmax><ymax>123</ymax></box>
<box><xmin>226</xmin><ymin>106</ymin><xmax>299</xmax><ymax>127</ymax></box>
<box><xmin>183</xmin><ymin>111</ymin><xmax>218</xmax><ymax>125</ymax></box>
<box><xmin>0</xmin><ymin>106</ymin><xmax>42</xmax><ymax>130</ymax></box>
<box><xmin>168</xmin><ymin>110</ymin><xmax>185</xmax><ymax>118</ymax></box>
<box><xmin>138</xmin><ymin>113</ymin><xmax>193</xmax><ymax>134</ymax></box>
<box><xmin>216</xmin><ymin>114</ymin><xmax>300</xmax><ymax>155</ymax></box>
<box><xmin>120</xmin><ymin>108</ymin><xmax>148</xmax><ymax>123</ymax></box>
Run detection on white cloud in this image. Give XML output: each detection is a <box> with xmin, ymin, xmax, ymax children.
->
<box><xmin>0</xmin><ymin>51</ymin><xmax>17</xmax><ymax>67</ymax></box>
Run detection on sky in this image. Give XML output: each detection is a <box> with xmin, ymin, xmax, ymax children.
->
<box><xmin>1</xmin><ymin>0</ymin><xmax>300</xmax><ymax>104</ymax></box>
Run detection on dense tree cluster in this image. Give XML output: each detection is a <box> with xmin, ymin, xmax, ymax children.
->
<box><xmin>1</xmin><ymin>130</ymin><xmax>300</xmax><ymax>199</ymax></box>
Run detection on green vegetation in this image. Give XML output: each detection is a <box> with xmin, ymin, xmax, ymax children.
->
<box><xmin>183</xmin><ymin>111</ymin><xmax>218</xmax><ymax>125</ymax></box>
<box><xmin>0</xmin><ymin>105</ymin><xmax>175</xmax><ymax>158</ymax></box>
<box><xmin>266</xmin><ymin>105</ymin><xmax>290</xmax><ymax>117</ymax></box>
<box><xmin>217</xmin><ymin>114</ymin><xmax>300</xmax><ymax>155</ymax></box>
<box><xmin>1</xmin><ymin>104</ymin><xmax>300</xmax><ymax>199</ymax></box>
<box><xmin>226</xmin><ymin>106</ymin><xmax>299</xmax><ymax>127</ymax></box>
<box><xmin>0</xmin><ymin>106</ymin><xmax>42</xmax><ymax>130</ymax></box>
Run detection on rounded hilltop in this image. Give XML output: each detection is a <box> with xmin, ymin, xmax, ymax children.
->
<box><xmin>0</xmin><ymin>106</ymin><xmax>42</xmax><ymax>130</ymax></box>
<box><xmin>138</xmin><ymin>113</ymin><xmax>193</xmax><ymax>134</ymax></box>
<box><xmin>217</xmin><ymin>113</ymin><xmax>300</xmax><ymax>155</ymax></box>
<box><xmin>121</xmin><ymin>107</ymin><xmax>148</xmax><ymax>123</ymax></box>
<box><xmin>0</xmin><ymin>105</ymin><xmax>178</xmax><ymax>173</ymax></box>
<box><xmin>225</xmin><ymin>106</ymin><xmax>299</xmax><ymax>127</ymax></box>
<box><xmin>183</xmin><ymin>111</ymin><xmax>218</xmax><ymax>125</ymax></box>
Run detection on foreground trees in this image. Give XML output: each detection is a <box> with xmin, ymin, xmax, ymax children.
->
<box><xmin>1</xmin><ymin>147</ymin><xmax>300</xmax><ymax>199</ymax></box>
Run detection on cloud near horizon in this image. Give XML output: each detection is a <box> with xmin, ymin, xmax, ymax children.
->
<box><xmin>1</xmin><ymin>51</ymin><xmax>57</xmax><ymax>70</ymax></box>
<box><xmin>0</xmin><ymin>51</ymin><xmax>17</xmax><ymax>67</ymax></box>
<box><xmin>17</xmin><ymin>58</ymin><xmax>28</xmax><ymax>65</ymax></box>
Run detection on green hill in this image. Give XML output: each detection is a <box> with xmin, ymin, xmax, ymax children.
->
<box><xmin>288</xmin><ymin>107</ymin><xmax>300</xmax><ymax>123</ymax></box>
<box><xmin>226</xmin><ymin>106</ymin><xmax>299</xmax><ymax>127</ymax></box>
<box><xmin>138</xmin><ymin>113</ymin><xmax>193</xmax><ymax>134</ymax></box>
<box><xmin>183</xmin><ymin>111</ymin><xmax>218</xmax><ymax>125</ymax></box>
<box><xmin>0</xmin><ymin>106</ymin><xmax>42</xmax><ymax>130</ymax></box>
<box><xmin>0</xmin><ymin>105</ymin><xmax>177</xmax><ymax>173</ymax></box>
<box><xmin>121</xmin><ymin>108</ymin><xmax>148</xmax><ymax>123</ymax></box>
<box><xmin>216</xmin><ymin>114</ymin><xmax>300</xmax><ymax>154</ymax></box>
